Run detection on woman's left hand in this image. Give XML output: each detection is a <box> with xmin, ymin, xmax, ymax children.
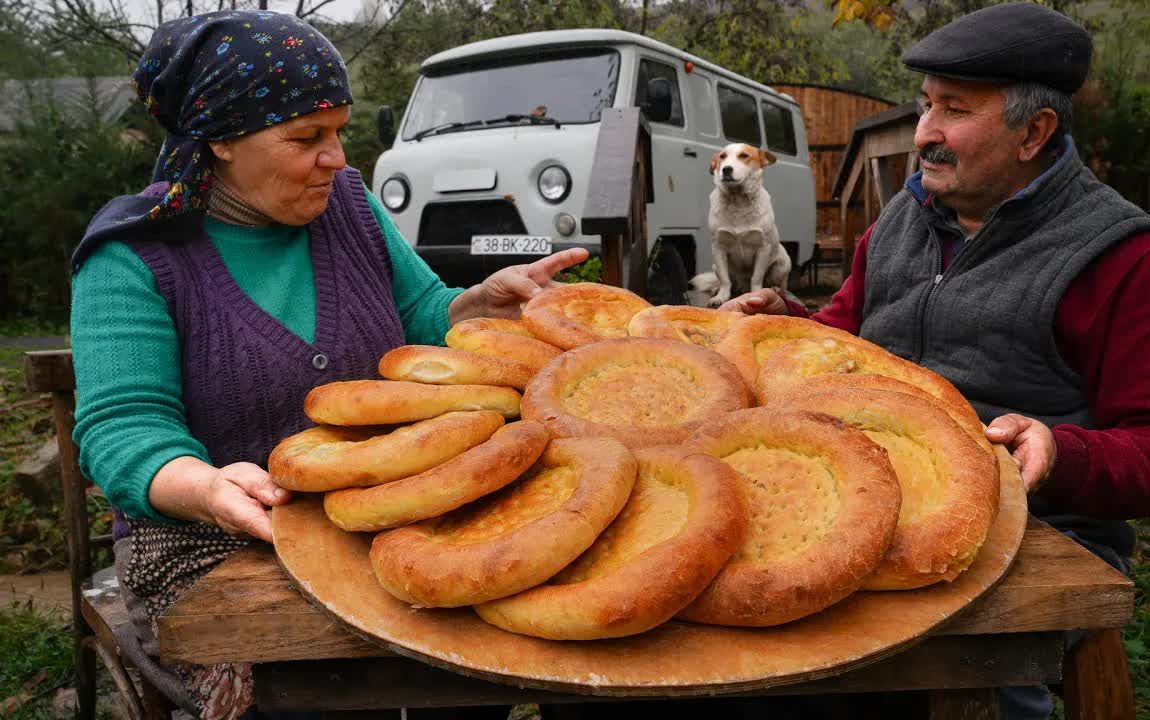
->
<box><xmin>449</xmin><ymin>248</ymin><xmax>590</xmax><ymax>322</ymax></box>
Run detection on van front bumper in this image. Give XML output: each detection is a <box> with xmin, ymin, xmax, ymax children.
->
<box><xmin>416</xmin><ymin>243</ymin><xmax>600</xmax><ymax>288</ymax></box>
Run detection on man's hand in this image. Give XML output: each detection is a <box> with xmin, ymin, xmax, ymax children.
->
<box><xmin>985</xmin><ymin>414</ymin><xmax>1057</xmax><ymax>492</ymax></box>
<box><xmin>718</xmin><ymin>289</ymin><xmax>787</xmax><ymax>315</ymax></box>
<box><xmin>449</xmin><ymin>248</ymin><xmax>590</xmax><ymax>322</ymax></box>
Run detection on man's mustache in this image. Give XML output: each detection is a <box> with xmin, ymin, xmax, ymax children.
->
<box><xmin>921</xmin><ymin>144</ymin><xmax>958</xmax><ymax>165</ymax></box>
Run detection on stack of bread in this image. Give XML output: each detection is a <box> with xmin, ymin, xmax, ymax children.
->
<box><xmin>269</xmin><ymin>281</ymin><xmax>1000</xmax><ymax>640</ymax></box>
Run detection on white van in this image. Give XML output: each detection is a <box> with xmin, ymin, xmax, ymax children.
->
<box><xmin>371</xmin><ymin>29</ymin><xmax>816</xmax><ymax>301</ymax></box>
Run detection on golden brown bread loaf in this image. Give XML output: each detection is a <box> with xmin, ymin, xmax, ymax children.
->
<box><xmin>378</xmin><ymin>345</ymin><xmax>536</xmax><ymax>390</ymax></box>
<box><xmin>445</xmin><ymin>318</ymin><xmax>562</xmax><ymax>371</ymax></box>
<box><xmin>304</xmin><ymin>379</ymin><xmax>521</xmax><ymax>425</ymax></box>
<box><xmin>521</xmin><ymin>283</ymin><xmax>652</xmax><ymax>349</ymax></box>
<box><xmin>370</xmin><ymin>437</ymin><xmax>637</xmax><ymax>608</ymax></box>
<box><xmin>521</xmin><ymin>337</ymin><xmax>751</xmax><ymax>448</ymax></box>
<box><xmin>626</xmin><ymin>306</ymin><xmax>744</xmax><ymax>349</ymax></box>
<box><xmin>268</xmin><ymin>411</ymin><xmax>504</xmax><ymax>492</ymax></box>
<box><xmin>323</xmin><ymin>421</ymin><xmax>550</xmax><ymax>531</ymax></box>
<box><xmin>783</xmin><ymin>388</ymin><xmax>999</xmax><ymax>590</ymax></box>
<box><xmin>715</xmin><ymin>315</ymin><xmax>874</xmax><ymax>387</ymax></box>
<box><xmin>475</xmin><ymin>446</ymin><xmax>747</xmax><ymax>640</ymax></box>
<box><xmin>679</xmin><ymin>408</ymin><xmax>902</xmax><ymax>627</ymax></box>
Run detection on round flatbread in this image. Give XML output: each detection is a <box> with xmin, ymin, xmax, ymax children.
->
<box><xmin>714</xmin><ymin>315</ymin><xmax>870</xmax><ymax>387</ymax></box>
<box><xmin>323</xmin><ymin>421</ymin><xmax>550</xmax><ymax>531</ymax></box>
<box><xmin>268</xmin><ymin>411</ymin><xmax>505</xmax><ymax>492</ymax></box>
<box><xmin>370</xmin><ymin>437</ymin><xmax>637</xmax><ymax>607</ymax></box>
<box><xmin>627</xmin><ymin>305</ymin><xmax>745</xmax><ymax>350</ymax></box>
<box><xmin>378</xmin><ymin>345</ymin><xmax>536</xmax><ymax>390</ymax></box>
<box><xmin>680</xmin><ymin>408</ymin><xmax>901</xmax><ymax>627</ymax></box>
<box><xmin>521</xmin><ymin>337</ymin><xmax>751</xmax><ymax>448</ymax></box>
<box><xmin>784</xmin><ymin>388</ymin><xmax>999</xmax><ymax>590</ymax></box>
<box><xmin>475</xmin><ymin>446</ymin><xmax>747</xmax><ymax>640</ymax></box>
<box><xmin>305</xmin><ymin>380</ymin><xmax>521</xmax><ymax>425</ymax></box>
<box><xmin>521</xmin><ymin>283</ymin><xmax>652</xmax><ymax>350</ymax></box>
<box><xmin>445</xmin><ymin>318</ymin><xmax>562</xmax><ymax>372</ymax></box>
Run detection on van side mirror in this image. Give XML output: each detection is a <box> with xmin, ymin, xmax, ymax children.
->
<box><xmin>377</xmin><ymin>105</ymin><xmax>395</xmax><ymax>146</ymax></box>
<box><xmin>642</xmin><ymin>78</ymin><xmax>673</xmax><ymax>124</ymax></box>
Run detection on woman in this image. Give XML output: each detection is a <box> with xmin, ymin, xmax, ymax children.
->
<box><xmin>70</xmin><ymin>11</ymin><xmax>586</xmax><ymax>719</ymax></box>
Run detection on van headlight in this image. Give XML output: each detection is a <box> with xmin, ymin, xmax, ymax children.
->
<box><xmin>538</xmin><ymin>165</ymin><xmax>571</xmax><ymax>203</ymax></box>
<box><xmin>381</xmin><ymin>177</ymin><xmax>409</xmax><ymax>212</ymax></box>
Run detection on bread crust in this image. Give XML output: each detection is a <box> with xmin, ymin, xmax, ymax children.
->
<box><xmin>323</xmin><ymin>421</ymin><xmax>549</xmax><ymax>531</ymax></box>
<box><xmin>378</xmin><ymin>345</ymin><xmax>536</xmax><ymax>390</ymax></box>
<box><xmin>679</xmin><ymin>408</ymin><xmax>901</xmax><ymax>627</ymax></box>
<box><xmin>445</xmin><ymin>318</ymin><xmax>562</xmax><ymax>371</ymax></box>
<box><xmin>305</xmin><ymin>380</ymin><xmax>521</xmax><ymax>425</ymax></box>
<box><xmin>269</xmin><ymin>411</ymin><xmax>504</xmax><ymax>492</ymax></box>
<box><xmin>521</xmin><ymin>337</ymin><xmax>751</xmax><ymax>448</ymax></box>
<box><xmin>782</xmin><ymin>388</ymin><xmax>999</xmax><ymax>590</ymax></box>
<box><xmin>475</xmin><ymin>446</ymin><xmax>748</xmax><ymax>639</ymax></box>
<box><xmin>715</xmin><ymin>315</ymin><xmax>874</xmax><ymax>387</ymax></box>
<box><xmin>370</xmin><ymin>437</ymin><xmax>637</xmax><ymax>608</ymax></box>
<box><xmin>521</xmin><ymin>283</ymin><xmax>652</xmax><ymax>350</ymax></box>
<box><xmin>627</xmin><ymin>306</ymin><xmax>745</xmax><ymax>349</ymax></box>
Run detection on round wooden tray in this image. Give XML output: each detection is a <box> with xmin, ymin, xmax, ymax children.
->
<box><xmin>272</xmin><ymin>445</ymin><xmax>1026</xmax><ymax>697</ymax></box>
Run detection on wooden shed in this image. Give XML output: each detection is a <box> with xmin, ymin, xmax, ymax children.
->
<box><xmin>831</xmin><ymin>101</ymin><xmax>921</xmax><ymax>273</ymax></box>
<box><xmin>771</xmin><ymin>84</ymin><xmax>895</xmax><ymax>268</ymax></box>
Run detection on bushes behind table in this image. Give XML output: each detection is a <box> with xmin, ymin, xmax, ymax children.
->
<box><xmin>0</xmin><ymin>100</ymin><xmax>160</xmax><ymax>327</ymax></box>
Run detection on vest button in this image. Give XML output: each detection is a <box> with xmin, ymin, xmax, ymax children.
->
<box><xmin>312</xmin><ymin>353</ymin><xmax>329</xmax><ymax>370</ymax></box>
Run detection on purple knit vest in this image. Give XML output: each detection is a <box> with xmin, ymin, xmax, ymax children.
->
<box><xmin>128</xmin><ymin>167</ymin><xmax>406</xmax><ymax>471</ymax></box>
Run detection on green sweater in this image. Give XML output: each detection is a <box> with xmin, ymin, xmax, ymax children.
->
<box><xmin>71</xmin><ymin>187</ymin><xmax>463</xmax><ymax>522</ymax></box>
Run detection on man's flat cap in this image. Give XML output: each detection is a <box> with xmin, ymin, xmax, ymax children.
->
<box><xmin>902</xmin><ymin>2</ymin><xmax>1091</xmax><ymax>94</ymax></box>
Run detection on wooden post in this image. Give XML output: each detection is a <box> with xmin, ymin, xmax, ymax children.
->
<box><xmin>1061</xmin><ymin>629</ymin><xmax>1136</xmax><ymax>720</ymax></box>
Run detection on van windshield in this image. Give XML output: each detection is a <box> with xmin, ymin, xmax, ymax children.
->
<box><xmin>403</xmin><ymin>49</ymin><xmax>621</xmax><ymax>140</ymax></box>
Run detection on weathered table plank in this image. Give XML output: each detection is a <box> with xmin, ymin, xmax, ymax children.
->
<box><xmin>159</xmin><ymin>517</ymin><xmax>1132</xmax><ymax>666</ymax></box>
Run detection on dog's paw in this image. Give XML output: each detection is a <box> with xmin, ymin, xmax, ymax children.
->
<box><xmin>708</xmin><ymin>291</ymin><xmax>731</xmax><ymax>308</ymax></box>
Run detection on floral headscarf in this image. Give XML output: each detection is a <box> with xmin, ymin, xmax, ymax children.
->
<box><xmin>74</xmin><ymin>10</ymin><xmax>352</xmax><ymax>270</ymax></box>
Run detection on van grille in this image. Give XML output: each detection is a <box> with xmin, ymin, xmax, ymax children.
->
<box><xmin>418</xmin><ymin>200</ymin><xmax>527</xmax><ymax>246</ymax></box>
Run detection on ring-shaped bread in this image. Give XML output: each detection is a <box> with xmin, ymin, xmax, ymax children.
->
<box><xmin>782</xmin><ymin>388</ymin><xmax>999</xmax><ymax>590</ymax></box>
<box><xmin>521</xmin><ymin>337</ymin><xmax>751</xmax><ymax>448</ymax></box>
<box><xmin>305</xmin><ymin>380</ymin><xmax>521</xmax><ymax>425</ymax></box>
<box><xmin>627</xmin><ymin>306</ymin><xmax>745</xmax><ymax>350</ymax></box>
<box><xmin>753</xmin><ymin>337</ymin><xmax>977</xmax><ymax>428</ymax></box>
<box><xmin>715</xmin><ymin>315</ymin><xmax>875</xmax><ymax>387</ymax></box>
<box><xmin>445</xmin><ymin>318</ymin><xmax>562</xmax><ymax>372</ymax></box>
<box><xmin>679</xmin><ymin>408</ymin><xmax>901</xmax><ymax>627</ymax></box>
<box><xmin>521</xmin><ymin>283</ymin><xmax>652</xmax><ymax>350</ymax></box>
<box><xmin>774</xmin><ymin>371</ymin><xmax>992</xmax><ymax>455</ymax></box>
<box><xmin>323</xmin><ymin>421</ymin><xmax>550</xmax><ymax>531</ymax></box>
<box><xmin>475</xmin><ymin>446</ymin><xmax>748</xmax><ymax>640</ymax></box>
<box><xmin>378</xmin><ymin>345</ymin><xmax>535</xmax><ymax>390</ymax></box>
<box><xmin>370</xmin><ymin>437</ymin><xmax>637</xmax><ymax>608</ymax></box>
<box><xmin>269</xmin><ymin>410</ymin><xmax>505</xmax><ymax>492</ymax></box>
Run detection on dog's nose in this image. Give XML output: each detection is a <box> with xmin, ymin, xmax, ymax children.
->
<box><xmin>721</xmin><ymin>166</ymin><xmax>733</xmax><ymax>178</ymax></box>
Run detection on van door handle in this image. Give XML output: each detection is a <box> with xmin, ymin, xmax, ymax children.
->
<box><xmin>683</xmin><ymin>147</ymin><xmax>697</xmax><ymax>157</ymax></box>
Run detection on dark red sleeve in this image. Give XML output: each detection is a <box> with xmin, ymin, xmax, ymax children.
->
<box><xmin>1039</xmin><ymin>231</ymin><xmax>1150</xmax><ymax>519</ymax></box>
<box><xmin>810</xmin><ymin>225</ymin><xmax>873</xmax><ymax>334</ymax></box>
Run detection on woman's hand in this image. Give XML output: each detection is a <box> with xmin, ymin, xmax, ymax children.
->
<box><xmin>718</xmin><ymin>289</ymin><xmax>788</xmax><ymax>315</ymax></box>
<box><xmin>449</xmin><ymin>248</ymin><xmax>590</xmax><ymax>323</ymax></box>
<box><xmin>149</xmin><ymin>457</ymin><xmax>293</xmax><ymax>542</ymax></box>
<box><xmin>985</xmin><ymin>414</ymin><xmax>1057</xmax><ymax>492</ymax></box>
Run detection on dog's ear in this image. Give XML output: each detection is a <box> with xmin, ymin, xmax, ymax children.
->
<box><xmin>759</xmin><ymin>148</ymin><xmax>778</xmax><ymax>167</ymax></box>
<box><xmin>709</xmin><ymin>151</ymin><xmax>722</xmax><ymax>175</ymax></box>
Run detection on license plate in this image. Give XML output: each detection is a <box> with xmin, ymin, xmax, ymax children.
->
<box><xmin>470</xmin><ymin>235</ymin><xmax>553</xmax><ymax>255</ymax></box>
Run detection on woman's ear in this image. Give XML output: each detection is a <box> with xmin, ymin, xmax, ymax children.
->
<box><xmin>208</xmin><ymin>139</ymin><xmax>233</xmax><ymax>163</ymax></box>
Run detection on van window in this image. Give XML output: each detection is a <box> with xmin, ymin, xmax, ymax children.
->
<box><xmin>687</xmin><ymin>72</ymin><xmax>718</xmax><ymax>137</ymax></box>
<box><xmin>761</xmin><ymin>102</ymin><xmax>798</xmax><ymax>156</ymax></box>
<box><xmin>635</xmin><ymin>59</ymin><xmax>684</xmax><ymax>127</ymax></box>
<box><xmin>718</xmin><ymin>85</ymin><xmax>761</xmax><ymax>145</ymax></box>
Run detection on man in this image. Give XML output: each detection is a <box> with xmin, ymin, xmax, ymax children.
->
<box><xmin>726</xmin><ymin>4</ymin><xmax>1150</xmax><ymax>716</ymax></box>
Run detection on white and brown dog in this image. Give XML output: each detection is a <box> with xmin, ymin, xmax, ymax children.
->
<box><xmin>690</xmin><ymin>143</ymin><xmax>790</xmax><ymax>307</ymax></box>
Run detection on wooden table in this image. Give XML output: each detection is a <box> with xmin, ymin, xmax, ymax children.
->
<box><xmin>153</xmin><ymin>515</ymin><xmax>1134</xmax><ymax>718</ymax></box>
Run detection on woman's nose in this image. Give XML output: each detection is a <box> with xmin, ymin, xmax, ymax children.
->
<box><xmin>318</xmin><ymin>137</ymin><xmax>346</xmax><ymax>169</ymax></box>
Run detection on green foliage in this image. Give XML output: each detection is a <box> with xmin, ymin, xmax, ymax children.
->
<box><xmin>0</xmin><ymin>602</ymin><xmax>72</xmax><ymax>705</ymax></box>
<box><xmin>556</xmin><ymin>255</ymin><xmax>603</xmax><ymax>283</ymax></box>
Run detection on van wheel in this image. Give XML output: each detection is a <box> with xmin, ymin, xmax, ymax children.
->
<box><xmin>646</xmin><ymin>244</ymin><xmax>688</xmax><ymax>306</ymax></box>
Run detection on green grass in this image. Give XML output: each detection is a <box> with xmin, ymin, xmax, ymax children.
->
<box><xmin>1126</xmin><ymin>519</ymin><xmax>1150</xmax><ymax>718</ymax></box>
<box><xmin>0</xmin><ymin>601</ymin><xmax>73</xmax><ymax>715</ymax></box>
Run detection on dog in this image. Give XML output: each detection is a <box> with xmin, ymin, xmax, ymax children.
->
<box><xmin>690</xmin><ymin>143</ymin><xmax>790</xmax><ymax>308</ymax></box>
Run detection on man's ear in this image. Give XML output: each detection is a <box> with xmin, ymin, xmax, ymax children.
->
<box><xmin>1018</xmin><ymin>108</ymin><xmax>1059</xmax><ymax>163</ymax></box>
<box><xmin>710</xmin><ymin>151</ymin><xmax>722</xmax><ymax>175</ymax></box>
<box><xmin>759</xmin><ymin>148</ymin><xmax>778</xmax><ymax>166</ymax></box>
<box><xmin>208</xmin><ymin>139</ymin><xmax>234</xmax><ymax>163</ymax></box>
